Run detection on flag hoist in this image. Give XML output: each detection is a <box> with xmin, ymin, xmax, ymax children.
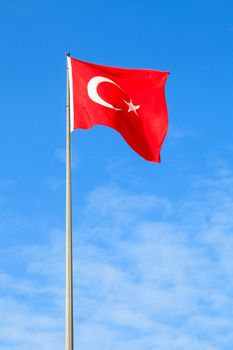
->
<box><xmin>65</xmin><ymin>52</ymin><xmax>74</xmax><ymax>350</ymax></box>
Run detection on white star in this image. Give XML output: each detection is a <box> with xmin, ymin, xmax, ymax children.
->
<box><xmin>124</xmin><ymin>99</ymin><xmax>140</xmax><ymax>115</ymax></box>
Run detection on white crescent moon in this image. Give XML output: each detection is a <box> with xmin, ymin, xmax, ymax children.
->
<box><xmin>87</xmin><ymin>76</ymin><xmax>122</xmax><ymax>110</ymax></box>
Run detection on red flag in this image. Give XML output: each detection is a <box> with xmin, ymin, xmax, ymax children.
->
<box><xmin>68</xmin><ymin>57</ymin><xmax>169</xmax><ymax>162</ymax></box>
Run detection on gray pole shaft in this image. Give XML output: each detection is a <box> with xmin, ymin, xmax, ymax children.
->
<box><xmin>65</xmin><ymin>53</ymin><xmax>74</xmax><ymax>350</ymax></box>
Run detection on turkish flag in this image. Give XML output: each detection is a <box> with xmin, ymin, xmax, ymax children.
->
<box><xmin>68</xmin><ymin>57</ymin><xmax>169</xmax><ymax>162</ymax></box>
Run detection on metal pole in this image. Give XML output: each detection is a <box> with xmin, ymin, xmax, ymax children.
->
<box><xmin>65</xmin><ymin>52</ymin><xmax>74</xmax><ymax>350</ymax></box>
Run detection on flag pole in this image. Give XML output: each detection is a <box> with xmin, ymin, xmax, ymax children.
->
<box><xmin>65</xmin><ymin>52</ymin><xmax>74</xmax><ymax>350</ymax></box>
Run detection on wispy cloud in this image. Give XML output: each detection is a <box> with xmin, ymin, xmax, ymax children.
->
<box><xmin>0</xmin><ymin>179</ymin><xmax>17</xmax><ymax>189</ymax></box>
<box><xmin>0</xmin><ymin>230</ymin><xmax>65</xmax><ymax>350</ymax></box>
<box><xmin>75</xmin><ymin>169</ymin><xmax>233</xmax><ymax>349</ymax></box>
<box><xmin>55</xmin><ymin>148</ymin><xmax>78</xmax><ymax>168</ymax></box>
<box><xmin>0</xmin><ymin>197</ymin><xmax>7</xmax><ymax>204</ymax></box>
<box><xmin>45</xmin><ymin>177</ymin><xmax>65</xmax><ymax>190</ymax></box>
<box><xmin>169</xmin><ymin>126</ymin><xmax>197</xmax><ymax>139</ymax></box>
<box><xmin>1</xmin><ymin>166</ymin><xmax>233</xmax><ymax>349</ymax></box>
<box><xmin>86</xmin><ymin>185</ymin><xmax>172</xmax><ymax>224</ymax></box>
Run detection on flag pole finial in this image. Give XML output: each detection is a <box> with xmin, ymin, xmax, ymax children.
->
<box><xmin>66</xmin><ymin>52</ymin><xmax>71</xmax><ymax>57</ymax></box>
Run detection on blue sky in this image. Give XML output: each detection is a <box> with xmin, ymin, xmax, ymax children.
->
<box><xmin>0</xmin><ymin>0</ymin><xmax>233</xmax><ymax>349</ymax></box>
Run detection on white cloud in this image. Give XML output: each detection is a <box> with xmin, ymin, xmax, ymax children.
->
<box><xmin>86</xmin><ymin>185</ymin><xmax>172</xmax><ymax>224</ymax></box>
<box><xmin>75</xmin><ymin>173</ymin><xmax>233</xmax><ymax>349</ymax></box>
<box><xmin>1</xmin><ymin>168</ymin><xmax>233</xmax><ymax>349</ymax></box>
<box><xmin>0</xmin><ymin>296</ymin><xmax>64</xmax><ymax>350</ymax></box>
<box><xmin>0</xmin><ymin>230</ymin><xmax>65</xmax><ymax>350</ymax></box>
